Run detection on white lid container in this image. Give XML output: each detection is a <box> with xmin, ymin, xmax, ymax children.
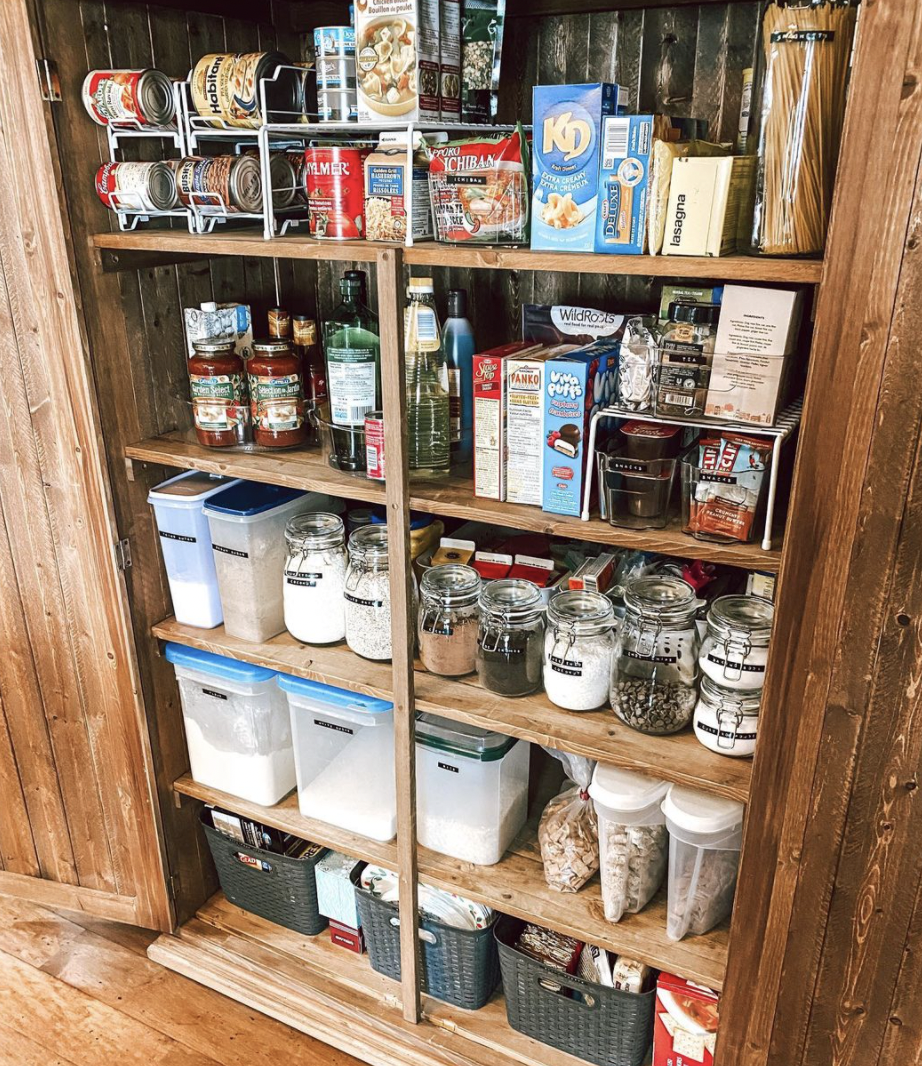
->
<box><xmin>589</xmin><ymin>764</ymin><xmax>671</xmax><ymax>826</ymax></box>
<box><xmin>148</xmin><ymin>471</ymin><xmax>239</xmax><ymax>629</ymax></box>
<box><xmin>165</xmin><ymin>643</ymin><xmax>295</xmax><ymax>807</ymax></box>
<box><xmin>279</xmin><ymin>673</ymin><xmax>396</xmax><ymax>842</ymax></box>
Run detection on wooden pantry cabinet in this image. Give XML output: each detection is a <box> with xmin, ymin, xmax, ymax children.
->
<box><xmin>1</xmin><ymin>0</ymin><xmax>921</xmax><ymax>1064</ymax></box>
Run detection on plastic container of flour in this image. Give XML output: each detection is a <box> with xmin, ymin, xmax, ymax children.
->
<box><xmin>165</xmin><ymin>643</ymin><xmax>295</xmax><ymax>806</ymax></box>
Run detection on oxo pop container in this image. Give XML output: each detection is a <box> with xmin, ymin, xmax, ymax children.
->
<box><xmin>165</xmin><ymin>643</ymin><xmax>295</xmax><ymax>806</ymax></box>
<box><xmin>148</xmin><ymin>471</ymin><xmax>239</xmax><ymax>628</ymax></box>
<box><xmin>662</xmin><ymin>784</ymin><xmax>745</xmax><ymax>941</ymax></box>
<box><xmin>203</xmin><ymin>482</ymin><xmax>339</xmax><ymax>642</ymax></box>
<box><xmin>278</xmin><ymin>674</ymin><xmax>396</xmax><ymax>842</ymax></box>
<box><xmin>415</xmin><ymin>714</ymin><xmax>529</xmax><ymax>866</ymax></box>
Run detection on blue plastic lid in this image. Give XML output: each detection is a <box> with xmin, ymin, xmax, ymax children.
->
<box><xmin>277</xmin><ymin>673</ymin><xmax>393</xmax><ymax>713</ymax></box>
<box><xmin>370</xmin><ymin>511</ymin><xmax>433</xmax><ymax>531</ymax></box>
<box><xmin>203</xmin><ymin>480</ymin><xmax>306</xmax><ymax>518</ymax></box>
<box><xmin>164</xmin><ymin>642</ymin><xmax>277</xmax><ymax>683</ymax></box>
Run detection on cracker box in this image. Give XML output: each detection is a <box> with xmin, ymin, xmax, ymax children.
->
<box><xmin>653</xmin><ymin>972</ymin><xmax>719</xmax><ymax>1066</ymax></box>
<box><xmin>542</xmin><ymin>340</ymin><xmax>619</xmax><ymax>518</ymax></box>
<box><xmin>356</xmin><ymin>0</ymin><xmax>441</xmax><ymax>123</ymax></box>
<box><xmin>532</xmin><ymin>83</ymin><xmax>618</xmax><ymax>252</ymax></box>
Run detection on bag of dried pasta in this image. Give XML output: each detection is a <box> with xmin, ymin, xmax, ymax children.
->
<box><xmin>538</xmin><ymin>751</ymin><xmax>599</xmax><ymax>893</ymax></box>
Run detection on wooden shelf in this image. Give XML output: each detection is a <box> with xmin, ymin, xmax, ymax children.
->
<box><xmin>92</xmin><ymin>228</ymin><xmax>824</xmax><ymax>283</ymax></box>
<box><xmin>128</xmin><ymin>432</ymin><xmax>782</xmax><ymax>571</ymax></box>
<box><xmin>156</xmin><ymin>617</ymin><xmax>751</xmax><ymax>804</ymax></box>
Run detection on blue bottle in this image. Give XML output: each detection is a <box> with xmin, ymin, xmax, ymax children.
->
<box><xmin>443</xmin><ymin>289</ymin><xmax>476</xmax><ymax>463</ymax></box>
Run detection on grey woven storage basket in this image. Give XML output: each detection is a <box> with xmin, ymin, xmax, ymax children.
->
<box><xmin>495</xmin><ymin>915</ymin><xmax>655</xmax><ymax>1066</ymax></box>
<box><xmin>352</xmin><ymin>867</ymin><xmax>500</xmax><ymax>1010</ymax></box>
<box><xmin>201</xmin><ymin>813</ymin><xmax>328</xmax><ymax>937</ymax></box>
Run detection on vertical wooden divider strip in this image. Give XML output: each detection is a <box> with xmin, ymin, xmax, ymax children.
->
<box><xmin>375</xmin><ymin>247</ymin><xmax>421</xmax><ymax>1023</ymax></box>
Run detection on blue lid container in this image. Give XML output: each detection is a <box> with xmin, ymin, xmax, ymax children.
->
<box><xmin>203</xmin><ymin>480</ymin><xmax>306</xmax><ymax>519</ymax></box>
<box><xmin>277</xmin><ymin>673</ymin><xmax>393</xmax><ymax>714</ymax></box>
<box><xmin>164</xmin><ymin>642</ymin><xmax>277</xmax><ymax>684</ymax></box>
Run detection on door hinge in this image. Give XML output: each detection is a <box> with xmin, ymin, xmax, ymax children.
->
<box><xmin>167</xmin><ymin>873</ymin><xmax>181</xmax><ymax>900</ymax></box>
<box><xmin>114</xmin><ymin>538</ymin><xmax>132</xmax><ymax>571</ymax></box>
<box><xmin>36</xmin><ymin>59</ymin><xmax>62</xmax><ymax>102</ymax></box>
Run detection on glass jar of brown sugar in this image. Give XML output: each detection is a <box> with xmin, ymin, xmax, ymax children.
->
<box><xmin>418</xmin><ymin>564</ymin><xmax>481</xmax><ymax>678</ymax></box>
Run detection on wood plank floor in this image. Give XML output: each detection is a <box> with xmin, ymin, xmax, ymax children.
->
<box><xmin>0</xmin><ymin>894</ymin><xmax>360</xmax><ymax>1066</ymax></box>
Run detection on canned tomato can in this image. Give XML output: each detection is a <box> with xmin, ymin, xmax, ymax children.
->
<box><xmin>82</xmin><ymin>68</ymin><xmax>175</xmax><ymax>127</ymax></box>
<box><xmin>95</xmin><ymin>161</ymin><xmax>177</xmax><ymax>212</ymax></box>
<box><xmin>365</xmin><ymin>411</ymin><xmax>385</xmax><ymax>481</ymax></box>
<box><xmin>303</xmin><ymin>146</ymin><xmax>367</xmax><ymax>239</ymax></box>
<box><xmin>175</xmin><ymin>155</ymin><xmax>262</xmax><ymax>213</ymax></box>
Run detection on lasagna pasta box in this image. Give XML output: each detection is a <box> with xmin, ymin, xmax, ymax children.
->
<box><xmin>542</xmin><ymin>340</ymin><xmax>619</xmax><ymax>518</ymax></box>
<box><xmin>653</xmin><ymin>972</ymin><xmax>719</xmax><ymax>1066</ymax></box>
<box><xmin>356</xmin><ymin>0</ymin><xmax>441</xmax><ymax>123</ymax></box>
<box><xmin>532</xmin><ymin>83</ymin><xmax>619</xmax><ymax>252</ymax></box>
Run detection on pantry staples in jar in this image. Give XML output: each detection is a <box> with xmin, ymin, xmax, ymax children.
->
<box><xmin>188</xmin><ymin>338</ymin><xmax>251</xmax><ymax>447</ymax></box>
<box><xmin>476</xmin><ymin>579</ymin><xmax>545</xmax><ymax>698</ymax></box>
<box><xmin>247</xmin><ymin>338</ymin><xmax>307</xmax><ymax>448</ymax></box>
<box><xmin>345</xmin><ymin>524</ymin><xmax>402</xmax><ymax>661</ymax></box>
<box><xmin>699</xmin><ymin>593</ymin><xmax>773</xmax><ymax>691</ymax></box>
<box><xmin>418</xmin><ymin>564</ymin><xmax>481</xmax><ymax>678</ymax></box>
<box><xmin>283</xmin><ymin>513</ymin><xmax>347</xmax><ymax>645</ymax></box>
<box><xmin>543</xmin><ymin>590</ymin><xmax>617</xmax><ymax>712</ymax></box>
<box><xmin>656</xmin><ymin>302</ymin><xmax>720</xmax><ymax>418</ymax></box>
<box><xmin>694</xmin><ymin>676</ymin><xmax>761</xmax><ymax>758</ymax></box>
<box><xmin>611</xmin><ymin>575</ymin><xmax>700</xmax><ymax>735</ymax></box>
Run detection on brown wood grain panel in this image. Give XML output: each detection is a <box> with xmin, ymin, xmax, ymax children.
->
<box><xmin>0</xmin><ymin>693</ymin><xmax>39</xmax><ymax>877</ymax></box>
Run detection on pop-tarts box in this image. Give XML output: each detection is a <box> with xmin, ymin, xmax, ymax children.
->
<box><xmin>595</xmin><ymin>114</ymin><xmax>663</xmax><ymax>255</ymax></box>
<box><xmin>542</xmin><ymin>340</ymin><xmax>619</xmax><ymax>517</ymax></box>
<box><xmin>532</xmin><ymin>83</ymin><xmax>619</xmax><ymax>252</ymax></box>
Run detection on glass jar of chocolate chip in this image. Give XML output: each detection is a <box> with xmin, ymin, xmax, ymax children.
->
<box><xmin>476</xmin><ymin>579</ymin><xmax>545</xmax><ymax>698</ymax></box>
<box><xmin>610</xmin><ymin>575</ymin><xmax>700</xmax><ymax>735</ymax></box>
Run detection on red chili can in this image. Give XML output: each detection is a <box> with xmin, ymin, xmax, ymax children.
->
<box><xmin>303</xmin><ymin>146</ymin><xmax>368</xmax><ymax>240</ymax></box>
<box><xmin>82</xmin><ymin>68</ymin><xmax>175</xmax><ymax>127</ymax></box>
<box><xmin>365</xmin><ymin>410</ymin><xmax>385</xmax><ymax>481</ymax></box>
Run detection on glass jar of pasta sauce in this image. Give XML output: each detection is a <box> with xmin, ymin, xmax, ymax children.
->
<box><xmin>188</xmin><ymin>338</ymin><xmax>250</xmax><ymax>447</ymax></box>
<box><xmin>247</xmin><ymin>338</ymin><xmax>307</xmax><ymax>448</ymax></box>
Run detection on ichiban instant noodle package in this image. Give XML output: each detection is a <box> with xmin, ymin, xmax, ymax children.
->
<box><xmin>355</xmin><ymin>0</ymin><xmax>441</xmax><ymax>121</ymax></box>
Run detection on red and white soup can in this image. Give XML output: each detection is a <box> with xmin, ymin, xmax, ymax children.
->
<box><xmin>95</xmin><ymin>161</ymin><xmax>178</xmax><ymax>213</ymax></box>
<box><xmin>82</xmin><ymin>68</ymin><xmax>176</xmax><ymax>127</ymax></box>
<box><xmin>303</xmin><ymin>146</ymin><xmax>368</xmax><ymax>240</ymax></box>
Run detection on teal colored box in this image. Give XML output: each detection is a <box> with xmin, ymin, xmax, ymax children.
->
<box><xmin>595</xmin><ymin>114</ymin><xmax>656</xmax><ymax>255</ymax></box>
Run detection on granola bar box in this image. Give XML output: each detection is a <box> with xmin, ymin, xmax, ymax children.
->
<box><xmin>653</xmin><ymin>972</ymin><xmax>719</xmax><ymax>1066</ymax></box>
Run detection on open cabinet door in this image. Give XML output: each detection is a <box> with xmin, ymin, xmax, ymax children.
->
<box><xmin>0</xmin><ymin>0</ymin><xmax>172</xmax><ymax>931</ymax></box>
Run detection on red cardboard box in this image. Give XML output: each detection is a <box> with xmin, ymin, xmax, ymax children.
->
<box><xmin>329</xmin><ymin>919</ymin><xmax>365</xmax><ymax>954</ymax></box>
<box><xmin>653</xmin><ymin>972</ymin><xmax>719</xmax><ymax>1066</ymax></box>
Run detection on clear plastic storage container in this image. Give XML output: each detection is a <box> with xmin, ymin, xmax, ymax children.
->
<box><xmin>662</xmin><ymin>784</ymin><xmax>745</xmax><ymax>941</ymax></box>
<box><xmin>415</xmin><ymin>714</ymin><xmax>530</xmax><ymax>866</ymax></box>
<box><xmin>164</xmin><ymin>642</ymin><xmax>295</xmax><ymax>806</ymax></box>
<box><xmin>278</xmin><ymin>673</ymin><xmax>396</xmax><ymax>842</ymax></box>
<box><xmin>148</xmin><ymin>471</ymin><xmax>239</xmax><ymax>629</ymax></box>
<box><xmin>589</xmin><ymin>765</ymin><xmax>670</xmax><ymax>924</ymax></box>
<box><xmin>203</xmin><ymin>481</ymin><xmax>339</xmax><ymax>642</ymax></box>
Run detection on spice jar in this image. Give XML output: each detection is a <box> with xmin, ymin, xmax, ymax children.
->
<box><xmin>476</xmin><ymin>579</ymin><xmax>545</xmax><ymax>698</ymax></box>
<box><xmin>610</xmin><ymin>575</ymin><xmax>700</xmax><ymax>735</ymax></box>
<box><xmin>283</xmin><ymin>512</ymin><xmax>347</xmax><ymax>645</ymax></box>
<box><xmin>418</xmin><ymin>564</ymin><xmax>481</xmax><ymax>678</ymax></box>
<box><xmin>656</xmin><ymin>303</ymin><xmax>720</xmax><ymax>418</ymax></box>
<box><xmin>345</xmin><ymin>524</ymin><xmax>408</xmax><ymax>661</ymax></box>
<box><xmin>543</xmin><ymin>591</ymin><xmax>617</xmax><ymax>712</ymax></box>
<box><xmin>694</xmin><ymin>676</ymin><xmax>761</xmax><ymax>758</ymax></box>
<box><xmin>699</xmin><ymin>594</ymin><xmax>773</xmax><ymax>692</ymax></box>
<box><xmin>247</xmin><ymin>338</ymin><xmax>307</xmax><ymax>448</ymax></box>
<box><xmin>188</xmin><ymin>338</ymin><xmax>250</xmax><ymax>447</ymax></box>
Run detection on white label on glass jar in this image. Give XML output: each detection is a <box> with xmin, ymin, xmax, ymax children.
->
<box><xmin>624</xmin><ymin>649</ymin><xmax>677</xmax><ymax>663</ymax></box>
<box><xmin>212</xmin><ymin>543</ymin><xmax>248</xmax><ymax>558</ymax></box>
<box><xmin>345</xmin><ymin>592</ymin><xmax>385</xmax><ymax>608</ymax></box>
<box><xmin>286</xmin><ymin>570</ymin><xmax>323</xmax><ymax>587</ymax></box>
<box><xmin>696</xmin><ymin>721</ymin><xmax>758</xmax><ymax>742</ymax></box>
<box><xmin>327</xmin><ymin>349</ymin><xmax>376</xmax><ymax>426</ymax></box>
<box><xmin>707</xmin><ymin>653</ymin><xmax>765</xmax><ymax>673</ymax></box>
<box><xmin>550</xmin><ymin>655</ymin><xmax>583</xmax><ymax>676</ymax></box>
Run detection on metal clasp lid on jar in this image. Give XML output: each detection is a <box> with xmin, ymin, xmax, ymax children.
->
<box><xmin>418</xmin><ymin>564</ymin><xmax>481</xmax><ymax>633</ymax></box>
<box><xmin>704</xmin><ymin>594</ymin><xmax>774</xmax><ymax>684</ymax></box>
<box><xmin>698</xmin><ymin>675</ymin><xmax>761</xmax><ymax>751</ymax></box>
<box><xmin>345</xmin><ymin>523</ymin><xmax>389</xmax><ymax>593</ymax></box>
<box><xmin>547</xmin><ymin>589</ymin><xmax>615</xmax><ymax>661</ymax></box>
<box><xmin>478</xmin><ymin>578</ymin><xmax>544</xmax><ymax>654</ymax></box>
<box><xmin>622</xmin><ymin>575</ymin><xmax>698</xmax><ymax>660</ymax></box>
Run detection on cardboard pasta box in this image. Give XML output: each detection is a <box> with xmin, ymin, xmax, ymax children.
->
<box><xmin>653</xmin><ymin>972</ymin><xmax>720</xmax><ymax>1066</ymax></box>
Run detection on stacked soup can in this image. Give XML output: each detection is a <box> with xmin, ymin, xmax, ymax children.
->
<box><xmin>314</xmin><ymin>27</ymin><xmax>358</xmax><ymax>122</ymax></box>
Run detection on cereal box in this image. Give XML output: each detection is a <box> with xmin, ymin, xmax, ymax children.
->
<box><xmin>532</xmin><ymin>83</ymin><xmax>619</xmax><ymax>252</ymax></box>
<box><xmin>356</xmin><ymin>0</ymin><xmax>441</xmax><ymax>123</ymax></box>
<box><xmin>653</xmin><ymin>972</ymin><xmax>719</xmax><ymax>1066</ymax></box>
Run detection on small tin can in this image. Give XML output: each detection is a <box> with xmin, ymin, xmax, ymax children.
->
<box><xmin>82</xmin><ymin>68</ymin><xmax>175</xmax><ymax>127</ymax></box>
<box><xmin>286</xmin><ymin>151</ymin><xmax>308</xmax><ymax>203</ymax></box>
<box><xmin>316</xmin><ymin>55</ymin><xmax>356</xmax><ymax>91</ymax></box>
<box><xmin>304</xmin><ymin>146</ymin><xmax>368</xmax><ymax>239</ymax></box>
<box><xmin>95</xmin><ymin>161</ymin><xmax>177</xmax><ymax>212</ymax></box>
<box><xmin>268</xmin><ymin>153</ymin><xmax>299</xmax><ymax>209</ymax></box>
<box><xmin>268</xmin><ymin>307</ymin><xmax>292</xmax><ymax>339</ymax></box>
<box><xmin>175</xmin><ymin>155</ymin><xmax>262</xmax><ymax>214</ymax></box>
<box><xmin>318</xmin><ymin>89</ymin><xmax>358</xmax><ymax>123</ymax></box>
<box><xmin>365</xmin><ymin>411</ymin><xmax>385</xmax><ymax>481</ymax></box>
<box><xmin>313</xmin><ymin>26</ymin><xmax>356</xmax><ymax>58</ymax></box>
<box><xmin>191</xmin><ymin>51</ymin><xmax>300</xmax><ymax>128</ymax></box>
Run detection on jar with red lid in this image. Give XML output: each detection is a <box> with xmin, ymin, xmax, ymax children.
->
<box><xmin>188</xmin><ymin>338</ymin><xmax>250</xmax><ymax>448</ymax></box>
<box><xmin>247</xmin><ymin>338</ymin><xmax>307</xmax><ymax>448</ymax></box>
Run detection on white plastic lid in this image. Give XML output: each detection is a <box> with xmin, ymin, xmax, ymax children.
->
<box><xmin>201</xmin><ymin>301</ymin><xmax>218</xmax><ymax>312</ymax></box>
<box><xmin>661</xmin><ymin>785</ymin><xmax>744</xmax><ymax>835</ymax></box>
<box><xmin>588</xmin><ymin>764</ymin><xmax>670</xmax><ymax>812</ymax></box>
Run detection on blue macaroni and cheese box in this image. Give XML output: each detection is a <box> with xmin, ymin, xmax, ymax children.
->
<box><xmin>595</xmin><ymin>114</ymin><xmax>662</xmax><ymax>255</ymax></box>
<box><xmin>532</xmin><ymin>83</ymin><xmax>619</xmax><ymax>252</ymax></box>
<box><xmin>542</xmin><ymin>340</ymin><xmax>620</xmax><ymax>517</ymax></box>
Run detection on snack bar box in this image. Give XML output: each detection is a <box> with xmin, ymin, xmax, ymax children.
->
<box><xmin>653</xmin><ymin>971</ymin><xmax>720</xmax><ymax>1066</ymax></box>
<box><xmin>542</xmin><ymin>339</ymin><xmax>619</xmax><ymax>518</ymax></box>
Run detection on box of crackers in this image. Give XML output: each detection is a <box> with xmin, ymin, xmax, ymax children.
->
<box><xmin>653</xmin><ymin>972</ymin><xmax>719</xmax><ymax>1066</ymax></box>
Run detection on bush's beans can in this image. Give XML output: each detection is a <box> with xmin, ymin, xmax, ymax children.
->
<box><xmin>191</xmin><ymin>51</ymin><xmax>301</xmax><ymax>128</ymax></box>
<box><xmin>175</xmin><ymin>156</ymin><xmax>262</xmax><ymax>213</ymax></box>
<box><xmin>82</xmin><ymin>68</ymin><xmax>175</xmax><ymax>127</ymax></box>
<box><xmin>365</xmin><ymin>411</ymin><xmax>385</xmax><ymax>480</ymax></box>
<box><xmin>95</xmin><ymin>161</ymin><xmax>177</xmax><ymax>212</ymax></box>
<box><xmin>303</xmin><ymin>146</ymin><xmax>367</xmax><ymax>240</ymax></box>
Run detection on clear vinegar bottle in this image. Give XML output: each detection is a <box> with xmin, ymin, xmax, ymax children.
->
<box><xmin>404</xmin><ymin>278</ymin><xmax>450</xmax><ymax>477</ymax></box>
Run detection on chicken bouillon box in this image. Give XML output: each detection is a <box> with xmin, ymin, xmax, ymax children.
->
<box><xmin>356</xmin><ymin>0</ymin><xmax>441</xmax><ymax>122</ymax></box>
<box><xmin>653</xmin><ymin>972</ymin><xmax>720</xmax><ymax>1066</ymax></box>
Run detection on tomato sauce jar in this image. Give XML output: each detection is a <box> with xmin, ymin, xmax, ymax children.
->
<box><xmin>303</xmin><ymin>146</ymin><xmax>367</xmax><ymax>240</ymax></box>
<box><xmin>188</xmin><ymin>339</ymin><xmax>251</xmax><ymax>448</ymax></box>
<box><xmin>247</xmin><ymin>339</ymin><xmax>308</xmax><ymax>448</ymax></box>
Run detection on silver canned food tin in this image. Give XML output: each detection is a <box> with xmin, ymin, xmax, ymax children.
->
<box><xmin>191</xmin><ymin>51</ymin><xmax>301</xmax><ymax>128</ymax></box>
<box><xmin>316</xmin><ymin>55</ymin><xmax>356</xmax><ymax>91</ymax></box>
<box><xmin>175</xmin><ymin>155</ymin><xmax>262</xmax><ymax>213</ymax></box>
<box><xmin>268</xmin><ymin>153</ymin><xmax>298</xmax><ymax>210</ymax></box>
<box><xmin>313</xmin><ymin>26</ymin><xmax>356</xmax><ymax>58</ymax></box>
<box><xmin>95</xmin><ymin>161</ymin><xmax>178</xmax><ymax>212</ymax></box>
<box><xmin>318</xmin><ymin>89</ymin><xmax>358</xmax><ymax>123</ymax></box>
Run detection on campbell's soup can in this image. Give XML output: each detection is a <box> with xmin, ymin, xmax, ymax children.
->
<box><xmin>365</xmin><ymin>411</ymin><xmax>385</xmax><ymax>481</ymax></box>
<box><xmin>191</xmin><ymin>51</ymin><xmax>301</xmax><ymax>128</ymax></box>
<box><xmin>95</xmin><ymin>161</ymin><xmax>177</xmax><ymax>212</ymax></box>
<box><xmin>303</xmin><ymin>146</ymin><xmax>368</xmax><ymax>240</ymax></box>
<box><xmin>82</xmin><ymin>68</ymin><xmax>175</xmax><ymax>127</ymax></box>
<box><xmin>175</xmin><ymin>156</ymin><xmax>262</xmax><ymax>213</ymax></box>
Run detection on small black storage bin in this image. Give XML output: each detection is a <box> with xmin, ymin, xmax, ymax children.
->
<box><xmin>352</xmin><ymin>867</ymin><xmax>500</xmax><ymax>1010</ymax></box>
<box><xmin>495</xmin><ymin>915</ymin><xmax>655</xmax><ymax>1066</ymax></box>
<box><xmin>200</xmin><ymin>811</ymin><xmax>328</xmax><ymax>937</ymax></box>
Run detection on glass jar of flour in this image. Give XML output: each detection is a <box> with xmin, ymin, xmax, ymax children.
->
<box><xmin>344</xmin><ymin>525</ymin><xmax>415</xmax><ymax>661</ymax></box>
<box><xmin>699</xmin><ymin>594</ymin><xmax>773</xmax><ymax>692</ymax></box>
<box><xmin>543</xmin><ymin>590</ymin><xmax>617</xmax><ymax>711</ymax></box>
<box><xmin>283</xmin><ymin>512</ymin><xmax>347</xmax><ymax>645</ymax></box>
